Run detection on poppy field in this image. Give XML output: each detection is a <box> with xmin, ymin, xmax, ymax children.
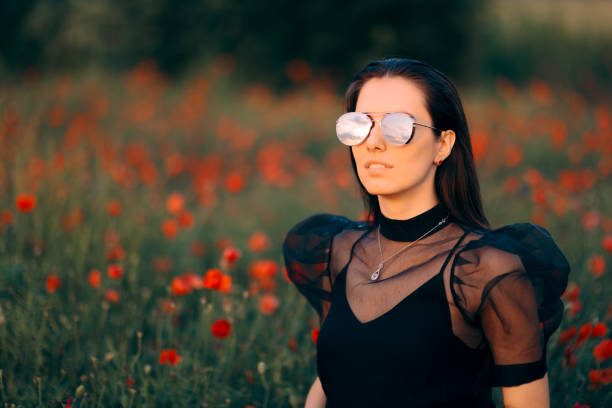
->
<box><xmin>0</xmin><ymin>56</ymin><xmax>611</xmax><ymax>407</ymax></box>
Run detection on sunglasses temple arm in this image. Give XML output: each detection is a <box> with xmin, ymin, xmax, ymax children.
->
<box><xmin>415</xmin><ymin>121</ymin><xmax>442</xmax><ymax>134</ymax></box>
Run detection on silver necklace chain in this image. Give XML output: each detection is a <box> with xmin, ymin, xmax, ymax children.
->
<box><xmin>370</xmin><ymin>214</ymin><xmax>450</xmax><ymax>281</ymax></box>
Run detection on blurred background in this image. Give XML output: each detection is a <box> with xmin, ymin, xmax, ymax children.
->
<box><xmin>2</xmin><ymin>0</ymin><xmax>612</xmax><ymax>95</ymax></box>
<box><xmin>1</xmin><ymin>0</ymin><xmax>611</xmax><ymax>407</ymax></box>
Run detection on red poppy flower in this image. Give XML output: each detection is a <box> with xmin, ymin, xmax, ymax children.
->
<box><xmin>178</xmin><ymin>211</ymin><xmax>193</xmax><ymax>228</ymax></box>
<box><xmin>249</xmin><ymin>259</ymin><xmax>278</xmax><ymax>280</ymax></box>
<box><xmin>575</xmin><ymin>323</ymin><xmax>592</xmax><ymax>347</ymax></box>
<box><xmin>569</xmin><ymin>300</ymin><xmax>582</xmax><ymax>318</ymax></box>
<box><xmin>162</xmin><ymin>219</ymin><xmax>179</xmax><ymax>240</ymax></box>
<box><xmin>558</xmin><ymin>326</ymin><xmax>577</xmax><ymax>345</ymax></box>
<box><xmin>107</xmin><ymin>264</ymin><xmax>123</xmax><ymax>279</ymax></box>
<box><xmin>166</xmin><ymin>193</ymin><xmax>185</xmax><ymax>215</ymax></box>
<box><xmin>589</xmin><ymin>368</ymin><xmax>612</xmax><ymax>390</ymax></box>
<box><xmin>222</xmin><ymin>247</ymin><xmax>241</xmax><ymax>266</ymax></box>
<box><xmin>244</xmin><ymin>369</ymin><xmax>255</xmax><ymax>384</ymax></box>
<box><xmin>225</xmin><ymin>172</ymin><xmax>244</xmax><ymax>193</ymax></box>
<box><xmin>211</xmin><ymin>319</ymin><xmax>231</xmax><ymax>338</ymax></box>
<box><xmin>159</xmin><ymin>348</ymin><xmax>182</xmax><ymax>365</ymax></box>
<box><xmin>562</xmin><ymin>345</ymin><xmax>577</xmax><ymax>369</ymax></box>
<box><xmin>108</xmin><ymin>200</ymin><xmax>122</xmax><ymax>217</ymax></box>
<box><xmin>562</xmin><ymin>282</ymin><xmax>580</xmax><ymax>301</ymax></box>
<box><xmin>603</xmin><ymin>236</ymin><xmax>612</xmax><ymax>254</ymax></box>
<box><xmin>1</xmin><ymin>210</ymin><xmax>13</xmax><ymax>225</ymax></box>
<box><xmin>591</xmin><ymin>322</ymin><xmax>607</xmax><ymax>338</ymax></box>
<box><xmin>581</xmin><ymin>211</ymin><xmax>600</xmax><ymax>230</ymax></box>
<box><xmin>203</xmin><ymin>268</ymin><xmax>223</xmax><ymax>290</ymax></box>
<box><xmin>183</xmin><ymin>272</ymin><xmax>203</xmax><ymax>290</ymax></box>
<box><xmin>106</xmin><ymin>246</ymin><xmax>125</xmax><ymax>261</ymax></box>
<box><xmin>248</xmin><ymin>231</ymin><xmax>270</xmax><ymax>252</ymax></box>
<box><xmin>504</xmin><ymin>144</ymin><xmax>523</xmax><ymax>168</ymax></box>
<box><xmin>311</xmin><ymin>328</ymin><xmax>320</xmax><ymax>345</ymax></box>
<box><xmin>593</xmin><ymin>338</ymin><xmax>612</xmax><ymax>363</ymax></box>
<box><xmin>219</xmin><ymin>274</ymin><xmax>232</xmax><ymax>294</ymax></box>
<box><xmin>15</xmin><ymin>193</ymin><xmax>36</xmax><ymax>212</ymax></box>
<box><xmin>588</xmin><ymin>254</ymin><xmax>606</xmax><ymax>278</ymax></box>
<box><xmin>171</xmin><ymin>276</ymin><xmax>191</xmax><ymax>296</ymax></box>
<box><xmin>88</xmin><ymin>269</ymin><xmax>102</xmax><ymax>288</ymax></box>
<box><xmin>259</xmin><ymin>293</ymin><xmax>280</xmax><ymax>315</ymax></box>
<box><xmin>104</xmin><ymin>289</ymin><xmax>120</xmax><ymax>303</ymax></box>
<box><xmin>162</xmin><ymin>299</ymin><xmax>176</xmax><ymax>313</ymax></box>
<box><xmin>46</xmin><ymin>274</ymin><xmax>61</xmax><ymax>293</ymax></box>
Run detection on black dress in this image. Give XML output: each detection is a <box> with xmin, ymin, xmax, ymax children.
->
<box><xmin>282</xmin><ymin>202</ymin><xmax>570</xmax><ymax>408</ymax></box>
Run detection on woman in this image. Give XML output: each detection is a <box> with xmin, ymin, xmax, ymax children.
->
<box><xmin>282</xmin><ymin>58</ymin><xmax>570</xmax><ymax>408</ymax></box>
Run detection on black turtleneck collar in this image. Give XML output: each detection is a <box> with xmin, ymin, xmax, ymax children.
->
<box><xmin>379</xmin><ymin>202</ymin><xmax>451</xmax><ymax>241</ymax></box>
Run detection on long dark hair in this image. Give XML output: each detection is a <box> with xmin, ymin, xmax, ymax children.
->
<box><xmin>344</xmin><ymin>57</ymin><xmax>490</xmax><ymax>230</ymax></box>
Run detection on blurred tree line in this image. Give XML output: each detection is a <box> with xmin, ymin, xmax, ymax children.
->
<box><xmin>1</xmin><ymin>0</ymin><xmax>611</xmax><ymax>95</ymax></box>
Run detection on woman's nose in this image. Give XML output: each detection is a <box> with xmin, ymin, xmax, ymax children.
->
<box><xmin>365</xmin><ymin>117</ymin><xmax>386</xmax><ymax>149</ymax></box>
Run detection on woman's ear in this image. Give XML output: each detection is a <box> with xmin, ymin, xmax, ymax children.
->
<box><xmin>439</xmin><ymin>130</ymin><xmax>456</xmax><ymax>160</ymax></box>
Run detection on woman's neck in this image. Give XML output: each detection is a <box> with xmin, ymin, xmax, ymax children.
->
<box><xmin>378</xmin><ymin>202</ymin><xmax>451</xmax><ymax>241</ymax></box>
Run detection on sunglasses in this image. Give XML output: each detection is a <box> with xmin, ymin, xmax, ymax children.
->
<box><xmin>335</xmin><ymin>112</ymin><xmax>442</xmax><ymax>146</ymax></box>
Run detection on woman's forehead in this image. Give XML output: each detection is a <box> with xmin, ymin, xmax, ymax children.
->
<box><xmin>355</xmin><ymin>76</ymin><xmax>428</xmax><ymax>117</ymax></box>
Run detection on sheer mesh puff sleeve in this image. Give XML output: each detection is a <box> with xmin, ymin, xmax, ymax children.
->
<box><xmin>451</xmin><ymin>222</ymin><xmax>570</xmax><ymax>387</ymax></box>
<box><xmin>282</xmin><ymin>214</ymin><xmax>355</xmax><ymax>326</ymax></box>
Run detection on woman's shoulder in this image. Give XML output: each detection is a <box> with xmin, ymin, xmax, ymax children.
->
<box><xmin>282</xmin><ymin>213</ymin><xmax>371</xmax><ymax>277</ymax></box>
<box><xmin>449</xmin><ymin>221</ymin><xmax>571</xmax><ymax>387</ymax></box>
<box><xmin>281</xmin><ymin>213</ymin><xmax>371</xmax><ymax>322</ymax></box>
<box><xmin>454</xmin><ymin>221</ymin><xmax>570</xmax><ymax>274</ymax></box>
<box><xmin>450</xmin><ymin>220</ymin><xmax>570</xmax><ymax>344</ymax></box>
<box><xmin>283</xmin><ymin>213</ymin><xmax>370</xmax><ymax>245</ymax></box>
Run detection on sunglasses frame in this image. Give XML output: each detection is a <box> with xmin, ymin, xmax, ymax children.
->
<box><xmin>336</xmin><ymin>111</ymin><xmax>443</xmax><ymax>146</ymax></box>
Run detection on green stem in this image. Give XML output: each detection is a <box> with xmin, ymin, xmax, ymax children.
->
<box><xmin>73</xmin><ymin>316</ymin><xmax>80</xmax><ymax>366</ymax></box>
<box><xmin>37</xmin><ymin>376</ymin><xmax>42</xmax><ymax>407</ymax></box>
<box><xmin>262</xmin><ymin>379</ymin><xmax>270</xmax><ymax>408</ymax></box>
<box><xmin>0</xmin><ymin>370</ymin><xmax>5</xmax><ymax>403</ymax></box>
<box><xmin>97</xmin><ymin>384</ymin><xmax>105</xmax><ymax>408</ymax></box>
<box><xmin>142</xmin><ymin>377</ymin><xmax>149</xmax><ymax>406</ymax></box>
<box><xmin>260</xmin><ymin>371</ymin><xmax>270</xmax><ymax>408</ymax></box>
<box><xmin>129</xmin><ymin>333</ymin><xmax>142</xmax><ymax>373</ymax></box>
<box><xmin>127</xmin><ymin>390</ymin><xmax>136</xmax><ymax>408</ymax></box>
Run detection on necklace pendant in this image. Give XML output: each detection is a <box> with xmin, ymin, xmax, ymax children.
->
<box><xmin>370</xmin><ymin>262</ymin><xmax>383</xmax><ymax>281</ymax></box>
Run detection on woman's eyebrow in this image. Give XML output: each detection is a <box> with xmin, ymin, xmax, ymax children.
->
<box><xmin>360</xmin><ymin>110</ymin><xmax>416</xmax><ymax>116</ymax></box>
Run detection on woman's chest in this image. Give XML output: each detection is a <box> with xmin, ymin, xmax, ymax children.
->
<box><xmin>318</xmin><ymin>270</ymin><xmax>454</xmax><ymax>366</ymax></box>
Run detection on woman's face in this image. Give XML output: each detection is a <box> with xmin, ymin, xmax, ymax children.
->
<box><xmin>352</xmin><ymin>75</ymin><xmax>448</xmax><ymax>201</ymax></box>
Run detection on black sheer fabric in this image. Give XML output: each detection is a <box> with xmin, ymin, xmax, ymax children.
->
<box><xmin>282</xmin><ymin>203</ymin><xmax>570</xmax><ymax>407</ymax></box>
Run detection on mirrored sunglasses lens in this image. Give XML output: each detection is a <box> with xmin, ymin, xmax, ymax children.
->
<box><xmin>336</xmin><ymin>113</ymin><xmax>371</xmax><ymax>145</ymax></box>
<box><xmin>381</xmin><ymin>113</ymin><xmax>414</xmax><ymax>145</ymax></box>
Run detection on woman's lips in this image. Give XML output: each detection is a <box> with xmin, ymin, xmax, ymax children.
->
<box><xmin>365</xmin><ymin>160</ymin><xmax>392</xmax><ymax>169</ymax></box>
<box><xmin>366</xmin><ymin>164</ymin><xmax>391</xmax><ymax>173</ymax></box>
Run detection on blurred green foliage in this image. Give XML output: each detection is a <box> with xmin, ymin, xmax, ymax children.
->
<box><xmin>0</xmin><ymin>0</ymin><xmax>483</xmax><ymax>86</ymax></box>
<box><xmin>2</xmin><ymin>0</ymin><xmax>611</xmax><ymax>96</ymax></box>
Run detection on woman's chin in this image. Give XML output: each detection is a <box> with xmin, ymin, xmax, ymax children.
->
<box><xmin>364</xmin><ymin>185</ymin><xmax>399</xmax><ymax>196</ymax></box>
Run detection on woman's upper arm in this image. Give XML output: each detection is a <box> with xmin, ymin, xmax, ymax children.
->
<box><xmin>450</xmin><ymin>223</ymin><xmax>569</xmax><ymax>391</ymax></box>
<box><xmin>282</xmin><ymin>213</ymin><xmax>355</xmax><ymax>326</ymax></box>
<box><xmin>305</xmin><ymin>376</ymin><xmax>326</xmax><ymax>408</ymax></box>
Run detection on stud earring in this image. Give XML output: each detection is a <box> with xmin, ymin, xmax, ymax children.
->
<box><xmin>435</xmin><ymin>159</ymin><xmax>443</xmax><ymax>165</ymax></box>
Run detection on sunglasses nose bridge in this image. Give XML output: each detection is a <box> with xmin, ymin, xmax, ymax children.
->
<box><xmin>361</xmin><ymin>114</ymin><xmax>383</xmax><ymax>136</ymax></box>
<box><xmin>364</xmin><ymin>115</ymin><xmax>386</xmax><ymax>144</ymax></box>
<box><xmin>367</xmin><ymin>113</ymin><xmax>385</xmax><ymax>126</ymax></box>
